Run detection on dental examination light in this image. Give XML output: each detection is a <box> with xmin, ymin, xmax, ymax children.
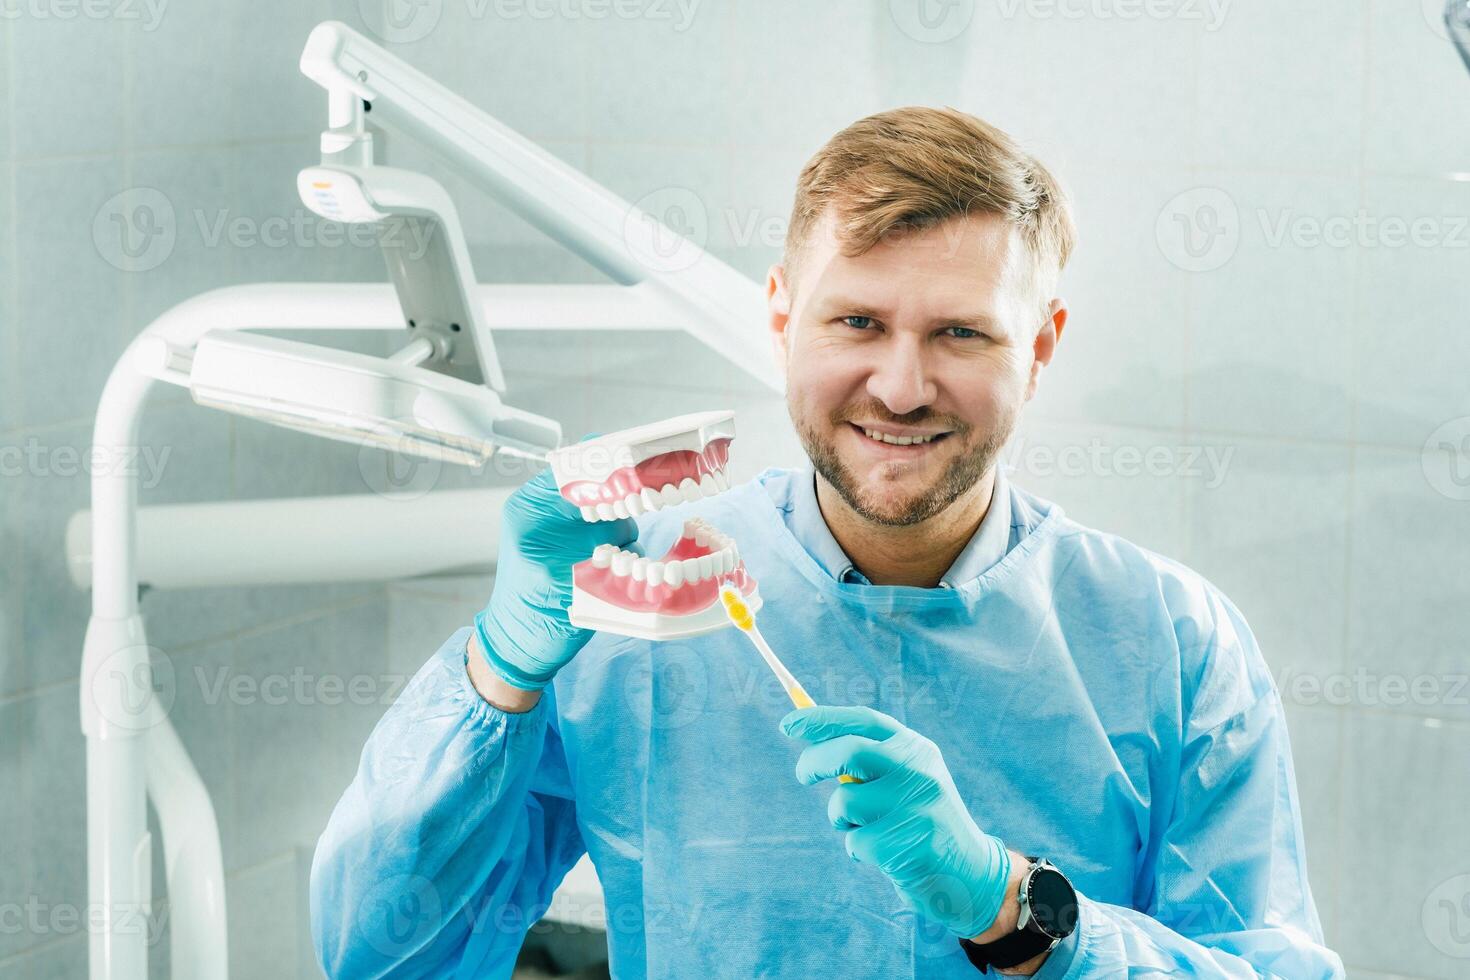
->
<box><xmin>1448</xmin><ymin>0</ymin><xmax>1470</xmax><ymax>76</ymax></box>
<box><xmin>77</xmin><ymin>18</ymin><xmax>778</xmax><ymax>980</ymax></box>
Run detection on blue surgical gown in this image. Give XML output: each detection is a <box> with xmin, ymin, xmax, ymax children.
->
<box><xmin>310</xmin><ymin>468</ymin><xmax>1343</xmax><ymax>978</ymax></box>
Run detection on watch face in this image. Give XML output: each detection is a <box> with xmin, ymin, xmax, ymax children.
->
<box><xmin>1027</xmin><ymin>868</ymin><xmax>1079</xmax><ymax>940</ymax></box>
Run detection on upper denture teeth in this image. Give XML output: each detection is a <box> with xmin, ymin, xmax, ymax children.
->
<box><xmin>678</xmin><ymin>478</ymin><xmax>700</xmax><ymax>503</ymax></box>
<box><xmin>641</xmin><ymin>487</ymin><xmax>662</xmax><ymax>511</ymax></box>
<box><xmin>612</xmin><ymin>499</ymin><xmax>630</xmax><ymax>519</ymax></box>
<box><xmin>623</xmin><ymin>493</ymin><xmax>644</xmax><ymax>517</ymax></box>
<box><xmin>660</xmin><ymin>484</ymin><xmax>682</xmax><ymax>507</ymax></box>
<box><xmin>580</xmin><ymin>505</ymin><xmax>598</xmax><ymax>522</ymax></box>
<box><xmin>713</xmin><ymin>469</ymin><xmax>729</xmax><ymax>492</ymax></box>
<box><xmin>596</xmin><ymin>502</ymin><xmax>616</xmax><ymax>521</ymax></box>
<box><xmin>698</xmin><ymin>474</ymin><xmax>718</xmax><ymax>497</ymax></box>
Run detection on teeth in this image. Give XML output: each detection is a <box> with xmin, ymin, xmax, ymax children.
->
<box><xmin>663</xmin><ymin>562</ymin><xmax>684</xmax><ymax>587</ymax></box>
<box><xmin>596</xmin><ymin>502</ymin><xmax>616</xmax><ymax>521</ymax></box>
<box><xmin>680</xmin><ymin>557</ymin><xmax>702</xmax><ymax>581</ymax></box>
<box><xmin>699</xmin><ymin>474</ymin><xmax>718</xmax><ymax>497</ymax></box>
<box><xmin>713</xmin><ymin>469</ymin><xmax>729</xmax><ymax>492</ymax></box>
<box><xmin>697</xmin><ymin>554</ymin><xmax>714</xmax><ymax>579</ymax></box>
<box><xmin>612</xmin><ymin>551</ymin><xmax>633</xmax><ymax>576</ymax></box>
<box><xmin>641</xmin><ymin>487</ymin><xmax>662</xmax><ymax>511</ymax></box>
<box><xmin>623</xmin><ymin>493</ymin><xmax>644</xmax><ymax>517</ymax></box>
<box><xmin>632</xmin><ymin>557</ymin><xmax>649</xmax><ymax>582</ymax></box>
<box><xmin>863</xmin><ymin>428</ymin><xmax>939</xmax><ymax>446</ymax></box>
<box><xmin>660</xmin><ymin>484</ymin><xmax>682</xmax><ymax>508</ymax></box>
<box><xmin>612</xmin><ymin>499</ymin><xmax>630</xmax><ymax>519</ymax></box>
<box><xmin>645</xmin><ymin>561</ymin><xmax>664</xmax><ymax>584</ymax></box>
<box><xmin>580</xmin><ymin>505</ymin><xmax>597</xmax><ymax>522</ymax></box>
<box><xmin>694</xmin><ymin>524</ymin><xmax>711</xmax><ymax>547</ymax></box>
<box><xmin>678</xmin><ymin>478</ymin><xmax>701</xmax><ymax>503</ymax></box>
<box><xmin>592</xmin><ymin>544</ymin><xmax>614</xmax><ymax>568</ymax></box>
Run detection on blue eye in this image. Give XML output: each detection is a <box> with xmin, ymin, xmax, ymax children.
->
<box><xmin>945</xmin><ymin>326</ymin><xmax>982</xmax><ymax>339</ymax></box>
<box><xmin>843</xmin><ymin>315</ymin><xmax>875</xmax><ymax>330</ymax></box>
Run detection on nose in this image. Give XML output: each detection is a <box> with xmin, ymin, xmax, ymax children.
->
<box><xmin>865</xmin><ymin>334</ymin><xmax>937</xmax><ymax>417</ymax></box>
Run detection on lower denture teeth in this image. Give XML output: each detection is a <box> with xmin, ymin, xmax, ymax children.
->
<box><xmin>663</xmin><ymin>562</ymin><xmax>684</xmax><ymax>587</ymax></box>
<box><xmin>631</xmin><ymin>557</ymin><xmax>648</xmax><ymax>582</ymax></box>
<box><xmin>697</xmin><ymin>554</ymin><xmax>714</xmax><ymax>579</ymax></box>
<box><xmin>646</xmin><ymin>560</ymin><xmax>664</xmax><ymax>583</ymax></box>
<box><xmin>592</xmin><ymin>545</ymin><xmax>614</xmax><ymax>568</ymax></box>
<box><xmin>612</xmin><ymin>551</ymin><xmax>632</xmax><ymax>576</ymax></box>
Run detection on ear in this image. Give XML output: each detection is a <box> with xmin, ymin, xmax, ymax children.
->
<box><xmin>767</xmin><ymin>263</ymin><xmax>794</xmax><ymax>376</ymax></box>
<box><xmin>1025</xmin><ymin>297</ymin><xmax>1068</xmax><ymax>401</ymax></box>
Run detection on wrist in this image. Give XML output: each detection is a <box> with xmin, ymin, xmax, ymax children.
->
<box><xmin>969</xmin><ymin>848</ymin><xmax>1030</xmax><ymax>944</ymax></box>
<box><xmin>466</xmin><ymin>630</ymin><xmax>544</xmax><ymax>712</ymax></box>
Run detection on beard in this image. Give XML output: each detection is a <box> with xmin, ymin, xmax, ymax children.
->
<box><xmin>793</xmin><ymin>396</ymin><xmax>1017</xmax><ymax>527</ymax></box>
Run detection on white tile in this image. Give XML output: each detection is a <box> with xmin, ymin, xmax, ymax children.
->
<box><xmin>9</xmin><ymin>14</ymin><xmax>127</xmax><ymax>160</ymax></box>
<box><xmin>0</xmin><ymin>935</ymin><xmax>87</xmax><ymax>980</ymax></box>
<box><xmin>1338</xmin><ymin>712</ymin><xmax>1470</xmax><ymax>975</ymax></box>
<box><xmin>728</xmin><ymin>1</ymin><xmax>881</xmax><ymax>151</ymax></box>
<box><xmin>1005</xmin><ymin>417</ymin><xmax>1192</xmax><ymax>559</ymax></box>
<box><xmin>1031</xmin><ymin>166</ymin><xmax>1191</xmax><ymax>430</ymax></box>
<box><xmin>10</xmin><ymin>421</ymin><xmax>97</xmax><ymax>691</ymax></box>
<box><xmin>229</xmin><ymin>602</ymin><xmax>390</xmax><ymax>870</ymax></box>
<box><xmin>1193</xmin><ymin>0</ymin><xmax>1367</xmax><ymax>175</ymax></box>
<box><xmin>963</xmin><ymin>4</ymin><xmax>1204</xmax><ymax>172</ymax></box>
<box><xmin>1364</xmin><ymin>0</ymin><xmax>1470</xmax><ymax>177</ymax></box>
<box><xmin>18</xmin><ymin>684</ymin><xmax>87</xmax><ymax>955</ymax></box>
<box><xmin>226</xmin><ymin>856</ymin><xmax>307</xmax><ymax>980</ymax></box>
<box><xmin>586</xmin><ymin>142</ymin><xmax>733</xmax><ymax>252</ymax></box>
<box><xmin>1183</xmin><ymin>438</ymin><xmax>1351</xmax><ymax>682</ymax></box>
<box><xmin>585</xmin><ymin>1</ymin><xmax>731</xmax><ymax>145</ymax></box>
<box><xmin>1184</xmin><ymin>171</ymin><xmax>1360</xmax><ymax>442</ymax></box>
<box><xmin>13</xmin><ymin>157</ymin><xmax>134</xmax><ymax>429</ymax></box>
<box><xmin>0</xmin><ymin>696</ymin><xmax>32</xmax><ymax>963</ymax></box>
<box><xmin>1352</xmin><ymin>176</ymin><xmax>1470</xmax><ymax>448</ymax></box>
<box><xmin>125</xmin><ymin>1</ymin><xmax>327</xmax><ymax>150</ymax></box>
<box><xmin>1345</xmin><ymin>448</ymin><xmax>1470</xmax><ymax>723</ymax></box>
<box><xmin>387</xmin><ymin>590</ymin><xmax>479</xmax><ymax>678</ymax></box>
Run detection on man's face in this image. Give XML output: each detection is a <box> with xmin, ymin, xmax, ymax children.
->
<box><xmin>768</xmin><ymin>210</ymin><xmax>1062</xmax><ymax>527</ymax></box>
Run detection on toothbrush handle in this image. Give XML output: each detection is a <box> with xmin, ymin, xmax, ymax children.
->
<box><xmin>786</xmin><ymin>682</ymin><xmax>860</xmax><ymax>784</ymax></box>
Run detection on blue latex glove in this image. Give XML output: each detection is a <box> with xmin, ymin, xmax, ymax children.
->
<box><xmin>781</xmin><ymin>705</ymin><xmax>1013</xmax><ymax>940</ymax></box>
<box><xmin>474</xmin><ymin>463</ymin><xmax>637</xmax><ymax>690</ymax></box>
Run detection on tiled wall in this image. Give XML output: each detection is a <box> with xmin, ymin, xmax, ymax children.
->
<box><xmin>4</xmin><ymin>2</ymin><xmax>1469</xmax><ymax>978</ymax></box>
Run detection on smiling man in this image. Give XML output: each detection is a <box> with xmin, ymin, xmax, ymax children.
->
<box><xmin>311</xmin><ymin>107</ymin><xmax>1343</xmax><ymax>978</ymax></box>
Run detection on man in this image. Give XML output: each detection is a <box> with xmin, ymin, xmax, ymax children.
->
<box><xmin>311</xmin><ymin>107</ymin><xmax>1343</xmax><ymax>978</ymax></box>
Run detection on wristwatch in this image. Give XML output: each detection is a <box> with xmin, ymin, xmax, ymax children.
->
<box><xmin>959</xmin><ymin>857</ymin><xmax>1079</xmax><ymax>974</ymax></box>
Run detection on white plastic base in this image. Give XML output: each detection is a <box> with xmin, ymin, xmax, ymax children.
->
<box><xmin>570</xmin><ymin>585</ymin><xmax>762</xmax><ymax>641</ymax></box>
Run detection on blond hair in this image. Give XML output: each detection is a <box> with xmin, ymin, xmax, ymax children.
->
<box><xmin>784</xmin><ymin>106</ymin><xmax>1075</xmax><ymax>321</ymax></box>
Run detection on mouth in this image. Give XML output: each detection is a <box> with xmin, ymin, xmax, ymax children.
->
<box><xmin>846</xmin><ymin>421</ymin><xmax>953</xmax><ymax>454</ymax></box>
<box><xmin>546</xmin><ymin>411</ymin><xmax>757</xmax><ymax>641</ymax></box>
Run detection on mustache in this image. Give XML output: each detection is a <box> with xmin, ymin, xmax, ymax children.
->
<box><xmin>830</xmin><ymin>398</ymin><xmax>970</xmax><ymax>434</ymax></box>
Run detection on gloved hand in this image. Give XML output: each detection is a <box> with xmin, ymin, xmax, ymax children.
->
<box><xmin>474</xmin><ymin>463</ymin><xmax>637</xmax><ymax>690</ymax></box>
<box><xmin>781</xmin><ymin>705</ymin><xmax>1013</xmax><ymax>940</ymax></box>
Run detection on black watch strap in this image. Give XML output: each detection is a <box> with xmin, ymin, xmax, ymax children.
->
<box><xmin>959</xmin><ymin>929</ymin><xmax>1056</xmax><ymax>974</ymax></box>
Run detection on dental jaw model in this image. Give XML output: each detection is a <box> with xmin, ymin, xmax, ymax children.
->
<box><xmin>547</xmin><ymin>411</ymin><xmax>760</xmax><ymax>641</ymax></box>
